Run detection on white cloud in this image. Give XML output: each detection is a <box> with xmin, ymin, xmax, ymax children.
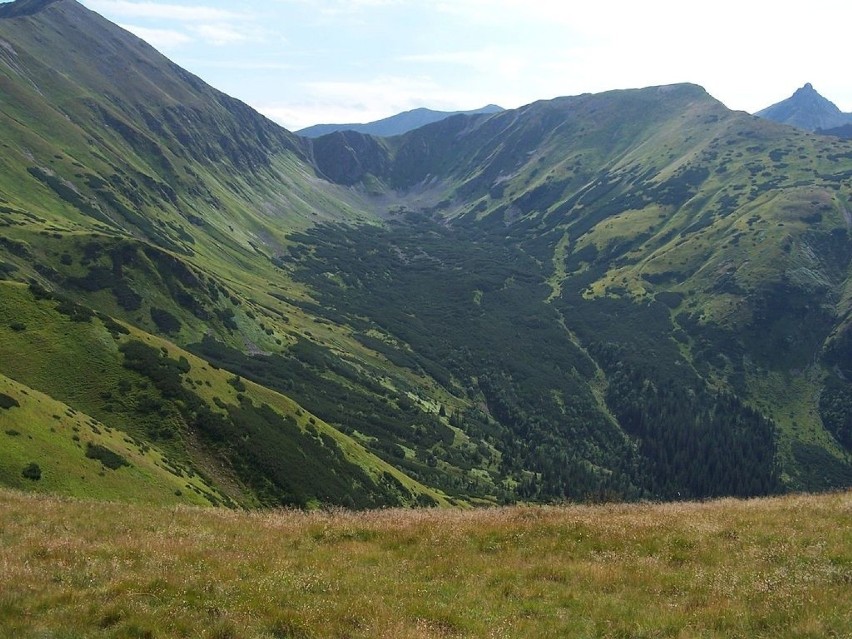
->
<box><xmin>295</xmin><ymin>76</ymin><xmax>442</xmax><ymax>125</ymax></box>
<box><xmin>190</xmin><ymin>24</ymin><xmax>248</xmax><ymax>46</ymax></box>
<box><xmin>96</xmin><ymin>1</ymin><xmax>263</xmax><ymax>50</ymax></box>
<box><xmin>118</xmin><ymin>22</ymin><xmax>252</xmax><ymax>50</ymax></box>
<box><xmin>184</xmin><ymin>60</ymin><xmax>296</xmax><ymax>71</ymax></box>
<box><xmin>85</xmin><ymin>0</ymin><xmax>245</xmax><ymax>22</ymax></box>
<box><xmin>401</xmin><ymin>49</ymin><xmax>502</xmax><ymax>69</ymax></box>
<box><xmin>118</xmin><ymin>23</ymin><xmax>192</xmax><ymax>49</ymax></box>
<box><xmin>401</xmin><ymin>48</ymin><xmax>530</xmax><ymax>82</ymax></box>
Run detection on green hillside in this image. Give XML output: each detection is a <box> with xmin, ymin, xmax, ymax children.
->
<box><xmin>0</xmin><ymin>371</ymin><xmax>217</xmax><ymax>505</ymax></box>
<box><xmin>0</xmin><ymin>281</ymin><xmax>441</xmax><ymax>507</ymax></box>
<box><xmin>0</xmin><ymin>0</ymin><xmax>849</xmax><ymax>507</ymax></box>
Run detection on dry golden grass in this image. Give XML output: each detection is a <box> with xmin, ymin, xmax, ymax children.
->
<box><xmin>0</xmin><ymin>490</ymin><xmax>849</xmax><ymax>638</ymax></box>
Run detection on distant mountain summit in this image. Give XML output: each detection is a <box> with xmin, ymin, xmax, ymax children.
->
<box><xmin>297</xmin><ymin>105</ymin><xmax>504</xmax><ymax>138</ymax></box>
<box><xmin>755</xmin><ymin>83</ymin><xmax>852</xmax><ymax>131</ymax></box>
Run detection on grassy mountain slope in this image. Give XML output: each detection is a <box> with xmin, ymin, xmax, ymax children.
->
<box><xmin>0</xmin><ymin>280</ymin><xmax>443</xmax><ymax>508</ymax></box>
<box><xmin>0</xmin><ymin>0</ymin><xmax>372</xmax><ymax>294</ymax></box>
<box><xmin>0</xmin><ymin>372</ymin><xmax>218</xmax><ymax>506</ymax></box>
<box><xmin>0</xmin><ymin>488</ymin><xmax>849</xmax><ymax>638</ymax></box>
<box><xmin>0</xmin><ymin>0</ymin><xmax>849</xmax><ymax>507</ymax></box>
<box><xmin>0</xmin><ymin>0</ymin><xmax>378</xmax><ymax>356</ymax></box>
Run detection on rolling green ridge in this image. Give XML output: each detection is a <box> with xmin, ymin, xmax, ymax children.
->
<box><xmin>0</xmin><ymin>0</ymin><xmax>850</xmax><ymax>507</ymax></box>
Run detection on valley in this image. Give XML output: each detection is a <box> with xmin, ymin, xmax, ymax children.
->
<box><xmin>0</xmin><ymin>0</ymin><xmax>850</xmax><ymax>510</ymax></box>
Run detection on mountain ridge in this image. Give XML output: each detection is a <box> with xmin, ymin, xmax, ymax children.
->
<box><xmin>297</xmin><ymin>104</ymin><xmax>504</xmax><ymax>138</ymax></box>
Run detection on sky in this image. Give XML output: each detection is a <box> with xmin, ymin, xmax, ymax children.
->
<box><xmin>68</xmin><ymin>0</ymin><xmax>852</xmax><ymax>132</ymax></box>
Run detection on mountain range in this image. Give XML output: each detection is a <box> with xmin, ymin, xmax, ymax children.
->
<box><xmin>297</xmin><ymin>105</ymin><xmax>504</xmax><ymax>138</ymax></box>
<box><xmin>301</xmin><ymin>83</ymin><xmax>852</xmax><ymax>142</ymax></box>
<box><xmin>0</xmin><ymin>0</ymin><xmax>850</xmax><ymax>509</ymax></box>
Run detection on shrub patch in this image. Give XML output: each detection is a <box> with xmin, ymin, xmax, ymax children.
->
<box><xmin>0</xmin><ymin>393</ymin><xmax>20</xmax><ymax>409</ymax></box>
<box><xmin>21</xmin><ymin>462</ymin><xmax>41</xmax><ymax>481</ymax></box>
<box><xmin>85</xmin><ymin>443</ymin><xmax>130</xmax><ymax>470</ymax></box>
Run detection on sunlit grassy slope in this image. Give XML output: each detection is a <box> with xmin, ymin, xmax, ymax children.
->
<box><xmin>0</xmin><ymin>280</ymin><xmax>443</xmax><ymax>508</ymax></box>
<box><xmin>0</xmin><ymin>372</ymin><xmax>217</xmax><ymax>505</ymax></box>
<box><xmin>0</xmin><ymin>489</ymin><xmax>848</xmax><ymax>638</ymax></box>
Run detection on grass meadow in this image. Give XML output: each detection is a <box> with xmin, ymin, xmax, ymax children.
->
<box><xmin>0</xmin><ymin>490</ymin><xmax>849</xmax><ymax>638</ymax></box>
